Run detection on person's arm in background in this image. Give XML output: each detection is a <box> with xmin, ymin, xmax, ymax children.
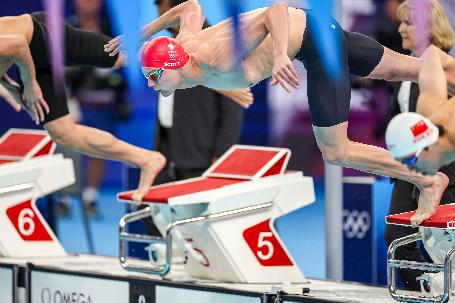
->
<box><xmin>212</xmin><ymin>92</ymin><xmax>244</xmax><ymax>162</ymax></box>
<box><xmin>215</xmin><ymin>88</ymin><xmax>254</xmax><ymax>108</ymax></box>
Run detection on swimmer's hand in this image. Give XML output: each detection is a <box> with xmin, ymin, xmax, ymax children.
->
<box><xmin>104</xmin><ymin>35</ymin><xmax>124</xmax><ymax>57</ymax></box>
<box><xmin>0</xmin><ymin>77</ymin><xmax>22</xmax><ymax>112</ymax></box>
<box><xmin>23</xmin><ymin>80</ymin><xmax>50</xmax><ymax>124</ymax></box>
<box><xmin>216</xmin><ymin>88</ymin><xmax>254</xmax><ymax>109</ymax></box>
<box><xmin>0</xmin><ymin>76</ymin><xmax>49</xmax><ymax>123</ymax></box>
<box><xmin>270</xmin><ymin>54</ymin><xmax>300</xmax><ymax>93</ymax></box>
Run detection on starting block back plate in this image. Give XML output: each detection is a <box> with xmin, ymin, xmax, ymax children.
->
<box><xmin>0</xmin><ymin>129</ymin><xmax>54</xmax><ymax>161</ymax></box>
<box><xmin>203</xmin><ymin>145</ymin><xmax>290</xmax><ymax>180</ymax></box>
<box><xmin>386</xmin><ymin>203</ymin><xmax>455</xmax><ymax>228</ymax></box>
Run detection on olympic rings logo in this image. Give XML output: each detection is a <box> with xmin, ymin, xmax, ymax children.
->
<box><xmin>342</xmin><ymin>210</ymin><xmax>371</xmax><ymax>239</ymax></box>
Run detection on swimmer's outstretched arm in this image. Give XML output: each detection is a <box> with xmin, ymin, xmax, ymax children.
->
<box><xmin>208</xmin><ymin>3</ymin><xmax>299</xmax><ymax>92</ymax></box>
<box><xmin>0</xmin><ymin>35</ymin><xmax>49</xmax><ymax>123</ymax></box>
<box><xmin>416</xmin><ymin>45</ymin><xmax>449</xmax><ymax>117</ymax></box>
<box><xmin>261</xmin><ymin>3</ymin><xmax>299</xmax><ymax>92</ymax></box>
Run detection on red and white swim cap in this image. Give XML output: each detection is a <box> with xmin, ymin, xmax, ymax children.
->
<box><xmin>141</xmin><ymin>36</ymin><xmax>189</xmax><ymax>69</ymax></box>
<box><xmin>385</xmin><ymin>112</ymin><xmax>439</xmax><ymax>158</ymax></box>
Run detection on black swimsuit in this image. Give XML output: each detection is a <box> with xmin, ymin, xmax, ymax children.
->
<box><xmin>295</xmin><ymin>9</ymin><xmax>384</xmax><ymax>127</ymax></box>
<box><xmin>27</xmin><ymin>12</ymin><xmax>118</xmax><ymax>123</ymax></box>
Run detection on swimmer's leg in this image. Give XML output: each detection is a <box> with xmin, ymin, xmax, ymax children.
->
<box><xmin>313</xmin><ymin>122</ymin><xmax>445</xmax><ymax>226</ymax></box>
<box><xmin>45</xmin><ymin>115</ymin><xmax>165</xmax><ymax>201</ymax></box>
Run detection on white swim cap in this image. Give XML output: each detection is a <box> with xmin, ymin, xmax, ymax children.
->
<box><xmin>385</xmin><ymin>112</ymin><xmax>439</xmax><ymax>158</ymax></box>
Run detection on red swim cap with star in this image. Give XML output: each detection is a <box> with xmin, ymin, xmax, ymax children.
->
<box><xmin>141</xmin><ymin>36</ymin><xmax>189</xmax><ymax>69</ymax></box>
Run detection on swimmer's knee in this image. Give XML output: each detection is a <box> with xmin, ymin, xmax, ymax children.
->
<box><xmin>45</xmin><ymin>116</ymin><xmax>77</xmax><ymax>146</ymax></box>
<box><xmin>320</xmin><ymin>146</ymin><xmax>349</xmax><ymax>166</ymax></box>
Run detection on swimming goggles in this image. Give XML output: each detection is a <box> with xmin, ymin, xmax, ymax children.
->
<box><xmin>144</xmin><ymin>68</ymin><xmax>164</xmax><ymax>82</ymax></box>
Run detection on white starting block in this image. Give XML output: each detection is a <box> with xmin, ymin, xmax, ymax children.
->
<box><xmin>0</xmin><ymin>129</ymin><xmax>75</xmax><ymax>257</ymax></box>
<box><xmin>386</xmin><ymin>204</ymin><xmax>455</xmax><ymax>303</ymax></box>
<box><xmin>117</xmin><ymin>145</ymin><xmax>315</xmax><ymax>283</ymax></box>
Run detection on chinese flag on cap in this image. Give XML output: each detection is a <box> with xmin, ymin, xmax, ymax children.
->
<box><xmin>410</xmin><ymin>120</ymin><xmax>429</xmax><ymax>138</ymax></box>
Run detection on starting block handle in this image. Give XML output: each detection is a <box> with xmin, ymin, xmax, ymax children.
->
<box><xmin>118</xmin><ymin>201</ymin><xmax>274</xmax><ymax>277</ymax></box>
<box><xmin>387</xmin><ymin>232</ymin><xmax>422</xmax><ymax>263</ymax></box>
<box><xmin>119</xmin><ymin>206</ymin><xmax>172</xmax><ymax>276</ymax></box>
<box><xmin>387</xmin><ymin>232</ymin><xmax>455</xmax><ymax>303</ymax></box>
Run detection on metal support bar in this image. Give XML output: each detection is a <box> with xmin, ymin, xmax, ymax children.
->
<box><xmin>119</xmin><ymin>201</ymin><xmax>273</xmax><ymax>276</ymax></box>
<box><xmin>119</xmin><ymin>206</ymin><xmax>171</xmax><ymax>275</ymax></box>
<box><xmin>166</xmin><ymin>202</ymin><xmax>274</xmax><ymax>235</ymax></box>
<box><xmin>388</xmin><ymin>260</ymin><xmax>444</xmax><ymax>272</ymax></box>
<box><xmin>387</xmin><ymin>231</ymin><xmax>455</xmax><ymax>303</ymax></box>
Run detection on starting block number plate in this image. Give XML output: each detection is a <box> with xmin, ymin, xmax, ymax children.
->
<box><xmin>243</xmin><ymin>219</ymin><xmax>293</xmax><ymax>266</ymax></box>
<box><xmin>0</xmin><ymin>266</ymin><xmax>13</xmax><ymax>303</ymax></box>
<box><xmin>7</xmin><ymin>200</ymin><xmax>53</xmax><ymax>241</ymax></box>
<box><xmin>30</xmin><ymin>271</ymin><xmax>129</xmax><ymax>303</ymax></box>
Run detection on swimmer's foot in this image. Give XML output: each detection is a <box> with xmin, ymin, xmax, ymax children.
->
<box><xmin>411</xmin><ymin>172</ymin><xmax>449</xmax><ymax>227</ymax></box>
<box><xmin>132</xmin><ymin>151</ymin><xmax>166</xmax><ymax>202</ymax></box>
